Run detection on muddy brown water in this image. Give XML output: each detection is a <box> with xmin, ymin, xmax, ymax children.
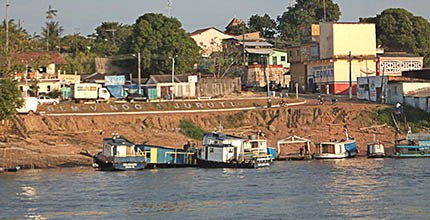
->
<box><xmin>1</xmin><ymin>157</ymin><xmax>429</xmax><ymax>219</ymax></box>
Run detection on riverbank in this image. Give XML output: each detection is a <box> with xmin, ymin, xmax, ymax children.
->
<box><xmin>0</xmin><ymin>96</ymin><xmax>402</xmax><ymax>169</ymax></box>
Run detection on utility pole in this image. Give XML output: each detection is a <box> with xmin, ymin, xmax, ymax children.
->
<box><xmin>167</xmin><ymin>0</ymin><xmax>173</xmax><ymax>17</ymax></box>
<box><xmin>349</xmin><ymin>51</ymin><xmax>352</xmax><ymax>100</ymax></box>
<box><xmin>5</xmin><ymin>0</ymin><xmax>9</xmax><ymax>52</ymax></box>
<box><xmin>323</xmin><ymin>0</ymin><xmax>327</xmax><ymax>22</ymax></box>
<box><xmin>137</xmin><ymin>52</ymin><xmax>141</xmax><ymax>95</ymax></box>
<box><xmin>170</xmin><ymin>55</ymin><xmax>177</xmax><ymax>101</ymax></box>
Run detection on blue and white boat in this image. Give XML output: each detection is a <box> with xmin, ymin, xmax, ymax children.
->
<box><xmin>314</xmin><ymin>139</ymin><xmax>358</xmax><ymax>159</ymax></box>
<box><xmin>313</xmin><ymin>128</ymin><xmax>358</xmax><ymax>159</ymax></box>
<box><xmin>93</xmin><ymin>134</ymin><xmax>146</xmax><ymax>171</ymax></box>
<box><xmin>393</xmin><ymin>133</ymin><xmax>430</xmax><ymax>158</ymax></box>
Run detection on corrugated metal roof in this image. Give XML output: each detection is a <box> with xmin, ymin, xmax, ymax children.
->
<box><xmin>245</xmin><ymin>48</ymin><xmax>273</xmax><ymax>55</ymax></box>
<box><xmin>240</xmin><ymin>42</ymin><xmax>273</xmax><ymax>47</ymax></box>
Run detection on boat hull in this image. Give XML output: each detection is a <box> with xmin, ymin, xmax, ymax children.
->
<box><xmin>367</xmin><ymin>153</ymin><xmax>386</xmax><ymax>158</ymax></box>
<box><xmin>390</xmin><ymin>153</ymin><xmax>430</xmax><ymax>158</ymax></box>
<box><xmin>196</xmin><ymin>158</ymin><xmax>271</xmax><ymax>168</ymax></box>
<box><xmin>314</xmin><ymin>152</ymin><xmax>357</xmax><ymax>159</ymax></box>
<box><xmin>94</xmin><ymin>156</ymin><xmax>146</xmax><ymax>171</ymax></box>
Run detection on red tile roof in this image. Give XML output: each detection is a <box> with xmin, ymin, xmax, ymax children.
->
<box><xmin>13</xmin><ymin>51</ymin><xmax>67</xmax><ymax>65</ymax></box>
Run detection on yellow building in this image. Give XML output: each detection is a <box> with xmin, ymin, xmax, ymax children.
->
<box><xmin>306</xmin><ymin>22</ymin><xmax>377</xmax><ymax>94</ymax></box>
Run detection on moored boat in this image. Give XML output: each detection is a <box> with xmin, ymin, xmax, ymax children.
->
<box><xmin>392</xmin><ymin>133</ymin><xmax>430</xmax><ymax>158</ymax></box>
<box><xmin>197</xmin><ymin>132</ymin><xmax>273</xmax><ymax>168</ymax></box>
<box><xmin>93</xmin><ymin>134</ymin><xmax>146</xmax><ymax>171</ymax></box>
<box><xmin>367</xmin><ymin>142</ymin><xmax>386</xmax><ymax>158</ymax></box>
<box><xmin>314</xmin><ymin>139</ymin><xmax>358</xmax><ymax>159</ymax></box>
<box><xmin>313</xmin><ymin>127</ymin><xmax>358</xmax><ymax>159</ymax></box>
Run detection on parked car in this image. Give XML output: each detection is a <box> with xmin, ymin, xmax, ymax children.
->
<box><xmin>126</xmin><ymin>93</ymin><xmax>147</xmax><ymax>102</ymax></box>
<box><xmin>37</xmin><ymin>95</ymin><xmax>60</xmax><ymax>105</ymax></box>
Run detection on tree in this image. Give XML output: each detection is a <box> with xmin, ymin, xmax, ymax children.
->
<box><xmin>44</xmin><ymin>5</ymin><xmax>58</xmax><ymax>51</ymax></box>
<box><xmin>125</xmin><ymin>13</ymin><xmax>200</xmax><ymax>75</ymax></box>
<box><xmin>93</xmin><ymin>22</ymin><xmax>133</xmax><ymax>56</ymax></box>
<box><xmin>41</xmin><ymin>21</ymin><xmax>64</xmax><ymax>51</ymax></box>
<box><xmin>225</xmin><ymin>22</ymin><xmax>249</xmax><ymax>36</ymax></box>
<box><xmin>248</xmin><ymin>14</ymin><xmax>276</xmax><ymax>38</ymax></box>
<box><xmin>0</xmin><ymin>79</ymin><xmax>23</xmax><ymax>120</ymax></box>
<box><xmin>0</xmin><ymin>20</ymin><xmax>40</xmax><ymax>76</ymax></box>
<box><xmin>277</xmin><ymin>0</ymin><xmax>341</xmax><ymax>43</ymax></box>
<box><xmin>203</xmin><ymin>41</ymin><xmax>242</xmax><ymax>78</ymax></box>
<box><xmin>360</xmin><ymin>8</ymin><xmax>430</xmax><ymax>66</ymax></box>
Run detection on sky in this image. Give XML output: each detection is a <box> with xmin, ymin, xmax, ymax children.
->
<box><xmin>2</xmin><ymin>0</ymin><xmax>430</xmax><ymax>36</ymax></box>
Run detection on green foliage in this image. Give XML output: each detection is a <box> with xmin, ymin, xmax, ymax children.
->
<box><xmin>0</xmin><ymin>20</ymin><xmax>41</xmax><ymax>76</ymax></box>
<box><xmin>93</xmin><ymin>22</ymin><xmax>133</xmax><ymax>56</ymax></box>
<box><xmin>278</xmin><ymin>0</ymin><xmax>341</xmax><ymax>43</ymax></box>
<box><xmin>248</xmin><ymin>14</ymin><xmax>276</xmax><ymax>38</ymax></box>
<box><xmin>0</xmin><ymin>79</ymin><xmax>23</xmax><ymax>120</ymax></box>
<box><xmin>125</xmin><ymin>13</ymin><xmax>201</xmax><ymax>75</ymax></box>
<box><xmin>202</xmin><ymin>42</ymin><xmax>242</xmax><ymax>77</ymax></box>
<box><xmin>373</xmin><ymin>106</ymin><xmax>430</xmax><ymax>132</ymax></box>
<box><xmin>179</xmin><ymin>120</ymin><xmax>206</xmax><ymax>140</ymax></box>
<box><xmin>226</xmin><ymin>22</ymin><xmax>249</xmax><ymax>35</ymax></box>
<box><xmin>47</xmin><ymin>89</ymin><xmax>61</xmax><ymax>98</ymax></box>
<box><xmin>360</xmin><ymin>8</ymin><xmax>430</xmax><ymax>67</ymax></box>
<box><xmin>41</xmin><ymin>21</ymin><xmax>64</xmax><ymax>51</ymax></box>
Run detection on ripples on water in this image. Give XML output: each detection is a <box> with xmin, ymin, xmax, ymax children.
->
<box><xmin>1</xmin><ymin>158</ymin><xmax>429</xmax><ymax>219</ymax></box>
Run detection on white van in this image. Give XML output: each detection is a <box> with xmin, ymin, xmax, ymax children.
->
<box><xmin>16</xmin><ymin>97</ymin><xmax>38</xmax><ymax>114</ymax></box>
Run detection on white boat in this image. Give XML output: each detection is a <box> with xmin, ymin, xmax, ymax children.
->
<box><xmin>314</xmin><ymin>139</ymin><xmax>358</xmax><ymax>159</ymax></box>
<box><xmin>367</xmin><ymin>142</ymin><xmax>386</xmax><ymax>158</ymax></box>
<box><xmin>197</xmin><ymin>132</ymin><xmax>272</xmax><ymax>168</ymax></box>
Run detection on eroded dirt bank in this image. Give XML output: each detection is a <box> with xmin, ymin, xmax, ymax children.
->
<box><xmin>0</xmin><ymin>101</ymin><xmax>396</xmax><ymax>169</ymax></box>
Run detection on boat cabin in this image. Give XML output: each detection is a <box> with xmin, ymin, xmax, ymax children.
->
<box><xmin>135</xmin><ymin>145</ymin><xmax>196</xmax><ymax>168</ymax></box>
<box><xmin>314</xmin><ymin>140</ymin><xmax>357</xmax><ymax>159</ymax></box>
<box><xmin>367</xmin><ymin>142</ymin><xmax>385</xmax><ymax>157</ymax></box>
<box><xmin>102</xmin><ymin>136</ymin><xmax>137</xmax><ymax>158</ymax></box>
<box><xmin>200</xmin><ymin>132</ymin><xmax>245</xmax><ymax>163</ymax></box>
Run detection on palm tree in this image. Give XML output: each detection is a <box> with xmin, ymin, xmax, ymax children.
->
<box><xmin>45</xmin><ymin>5</ymin><xmax>58</xmax><ymax>51</ymax></box>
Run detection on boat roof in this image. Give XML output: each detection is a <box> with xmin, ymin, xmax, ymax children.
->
<box><xmin>278</xmin><ymin>136</ymin><xmax>311</xmax><ymax>144</ymax></box>
<box><xmin>396</xmin><ymin>145</ymin><xmax>430</xmax><ymax>149</ymax></box>
<box><xmin>204</xmin><ymin>144</ymin><xmax>234</xmax><ymax>148</ymax></box>
<box><xmin>204</xmin><ymin>132</ymin><xmax>245</xmax><ymax>141</ymax></box>
<box><xmin>316</xmin><ymin>139</ymin><xmax>356</xmax><ymax>145</ymax></box>
<box><xmin>406</xmin><ymin>133</ymin><xmax>430</xmax><ymax>141</ymax></box>
<box><xmin>103</xmin><ymin>137</ymin><xmax>134</xmax><ymax>146</ymax></box>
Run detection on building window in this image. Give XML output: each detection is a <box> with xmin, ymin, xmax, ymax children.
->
<box><xmin>209</xmin><ymin>148</ymin><xmax>214</xmax><ymax>153</ymax></box>
<box><xmin>393</xmin><ymin>86</ymin><xmax>398</xmax><ymax>95</ymax></box>
<box><xmin>272</xmin><ymin>56</ymin><xmax>278</xmax><ymax>65</ymax></box>
<box><xmin>289</xmin><ymin>51</ymin><xmax>293</xmax><ymax>57</ymax></box>
<box><xmin>19</xmin><ymin>86</ymin><xmax>24</xmax><ymax>92</ymax></box>
<box><xmin>47</xmin><ymin>85</ymin><xmax>51</xmax><ymax>92</ymax></box>
<box><xmin>281</xmin><ymin>56</ymin><xmax>286</xmax><ymax>62</ymax></box>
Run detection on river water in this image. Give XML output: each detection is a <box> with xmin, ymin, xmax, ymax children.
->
<box><xmin>1</xmin><ymin>158</ymin><xmax>429</xmax><ymax>220</ymax></box>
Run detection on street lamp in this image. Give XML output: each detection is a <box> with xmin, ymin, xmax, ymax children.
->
<box><xmin>5</xmin><ymin>0</ymin><xmax>9</xmax><ymax>52</ymax></box>
<box><xmin>348</xmin><ymin>51</ymin><xmax>352</xmax><ymax>100</ymax></box>
<box><xmin>169</xmin><ymin>55</ymin><xmax>177</xmax><ymax>101</ymax></box>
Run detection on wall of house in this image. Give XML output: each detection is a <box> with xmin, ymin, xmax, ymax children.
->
<box><xmin>332</xmin><ymin>23</ymin><xmax>376</xmax><ymax>57</ymax></box>
<box><xmin>271</xmin><ymin>50</ymin><xmax>289</xmax><ymax>68</ymax></box>
<box><xmin>319</xmin><ymin>23</ymin><xmax>334</xmax><ymax>59</ymax></box>
<box><xmin>47</xmin><ymin>64</ymin><xmax>56</xmax><ymax>75</ymax></box>
<box><xmin>191</xmin><ymin>29</ymin><xmax>232</xmax><ymax>57</ymax></box>
<box><xmin>198</xmin><ymin>77</ymin><xmax>241</xmax><ymax>97</ymax></box>
<box><xmin>155</xmin><ymin>82</ymin><xmax>196</xmax><ymax>98</ymax></box>
<box><xmin>404</xmin><ymin>96</ymin><xmax>429</xmax><ymax>112</ymax></box>
<box><xmin>289</xmin><ymin>63</ymin><xmax>307</xmax><ymax>90</ymax></box>
<box><xmin>320</xmin><ymin>22</ymin><xmax>376</xmax><ymax>59</ymax></box>
<box><xmin>378</xmin><ymin>56</ymin><xmax>424</xmax><ymax>76</ymax></box>
<box><xmin>18</xmin><ymin>80</ymin><xmax>61</xmax><ymax>95</ymax></box>
<box><xmin>246</xmin><ymin>65</ymin><xmax>287</xmax><ymax>87</ymax></box>
<box><xmin>333</xmin><ymin>59</ymin><xmax>377</xmax><ymax>82</ymax></box>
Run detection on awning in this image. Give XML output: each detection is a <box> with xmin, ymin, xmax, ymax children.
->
<box><xmin>245</xmin><ymin>48</ymin><xmax>273</xmax><ymax>55</ymax></box>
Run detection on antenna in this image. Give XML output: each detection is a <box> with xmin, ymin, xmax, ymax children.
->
<box><xmin>167</xmin><ymin>0</ymin><xmax>173</xmax><ymax>17</ymax></box>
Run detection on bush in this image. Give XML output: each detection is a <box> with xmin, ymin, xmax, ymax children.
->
<box><xmin>373</xmin><ymin>106</ymin><xmax>430</xmax><ymax>132</ymax></box>
<box><xmin>0</xmin><ymin>79</ymin><xmax>23</xmax><ymax>120</ymax></box>
<box><xmin>179</xmin><ymin>120</ymin><xmax>206</xmax><ymax>140</ymax></box>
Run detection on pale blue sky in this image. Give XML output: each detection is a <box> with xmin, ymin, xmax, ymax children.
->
<box><xmin>3</xmin><ymin>0</ymin><xmax>430</xmax><ymax>36</ymax></box>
